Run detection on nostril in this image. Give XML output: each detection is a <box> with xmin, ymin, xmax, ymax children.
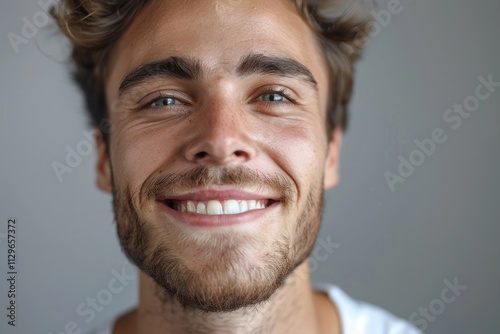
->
<box><xmin>195</xmin><ymin>151</ymin><xmax>208</xmax><ymax>158</ymax></box>
<box><xmin>194</xmin><ymin>150</ymin><xmax>246</xmax><ymax>160</ymax></box>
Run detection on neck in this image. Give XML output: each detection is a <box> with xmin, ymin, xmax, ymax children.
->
<box><xmin>127</xmin><ymin>260</ymin><xmax>326</xmax><ymax>334</ymax></box>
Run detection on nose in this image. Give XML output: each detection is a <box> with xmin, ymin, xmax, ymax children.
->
<box><xmin>183</xmin><ymin>97</ymin><xmax>256</xmax><ymax>166</ymax></box>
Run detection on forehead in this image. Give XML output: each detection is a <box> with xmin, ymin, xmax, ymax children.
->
<box><xmin>105</xmin><ymin>0</ymin><xmax>328</xmax><ymax>102</ymax></box>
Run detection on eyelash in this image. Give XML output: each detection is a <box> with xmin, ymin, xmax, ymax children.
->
<box><xmin>141</xmin><ymin>93</ymin><xmax>187</xmax><ymax>111</ymax></box>
<box><xmin>141</xmin><ymin>87</ymin><xmax>295</xmax><ymax>111</ymax></box>
<box><xmin>256</xmin><ymin>87</ymin><xmax>296</xmax><ymax>104</ymax></box>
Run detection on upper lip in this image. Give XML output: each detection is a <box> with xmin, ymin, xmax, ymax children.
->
<box><xmin>157</xmin><ymin>189</ymin><xmax>280</xmax><ymax>202</ymax></box>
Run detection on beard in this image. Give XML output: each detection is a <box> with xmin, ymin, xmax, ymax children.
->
<box><xmin>112</xmin><ymin>165</ymin><xmax>325</xmax><ymax>312</ymax></box>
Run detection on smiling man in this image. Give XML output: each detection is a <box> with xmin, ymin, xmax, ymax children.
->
<box><xmin>52</xmin><ymin>0</ymin><xmax>420</xmax><ymax>333</ymax></box>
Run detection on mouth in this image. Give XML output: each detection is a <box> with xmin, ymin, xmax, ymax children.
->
<box><xmin>156</xmin><ymin>189</ymin><xmax>281</xmax><ymax>227</ymax></box>
<box><xmin>162</xmin><ymin>199</ymin><xmax>277</xmax><ymax>215</ymax></box>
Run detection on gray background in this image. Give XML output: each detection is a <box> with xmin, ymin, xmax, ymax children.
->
<box><xmin>1</xmin><ymin>0</ymin><xmax>499</xmax><ymax>333</ymax></box>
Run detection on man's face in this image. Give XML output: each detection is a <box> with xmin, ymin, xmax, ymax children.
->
<box><xmin>98</xmin><ymin>0</ymin><xmax>341</xmax><ymax>312</ymax></box>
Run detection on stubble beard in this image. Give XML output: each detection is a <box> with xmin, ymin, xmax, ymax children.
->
<box><xmin>112</xmin><ymin>166</ymin><xmax>325</xmax><ymax>312</ymax></box>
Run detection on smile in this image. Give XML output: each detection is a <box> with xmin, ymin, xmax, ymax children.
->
<box><xmin>157</xmin><ymin>189</ymin><xmax>281</xmax><ymax>227</ymax></box>
<box><xmin>165</xmin><ymin>199</ymin><xmax>274</xmax><ymax>215</ymax></box>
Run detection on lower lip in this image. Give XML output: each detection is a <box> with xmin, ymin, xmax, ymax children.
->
<box><xmin>156</xmin><ymin>200</ymin><xmax>280</xmax><ymax>228</ymax></box>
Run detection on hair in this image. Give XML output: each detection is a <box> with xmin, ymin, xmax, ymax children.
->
<box><xmin>51</xmin><ymin>0</ymin><xmax>374</xmax><ymax>142</ymax></box>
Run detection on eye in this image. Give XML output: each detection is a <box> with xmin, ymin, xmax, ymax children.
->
<box><xmin>149</xmin><ymin>97</ymin><xmax>180</xmax><ymax>107</ymax></box>
<box><xmin>260</xmin><ymin>93</ymin><xmax>287</xmax><ymax>102</ymax></box>
<box><xmin>140</xmin><ymin>93</ymin><xmax>191</xmax><ymax>114</ymax></box>
<box><xmin>255</xmin><ymin>88</ymin><xmax>294</xmax><ymax>104</ymax></box>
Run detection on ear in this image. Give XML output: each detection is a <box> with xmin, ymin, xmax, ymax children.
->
<box><xmin>323</xmin><ymin>128</ymin><xmax>343</xmax><ymax>189</ymax></box>
<box><xmin>94</xmin><ymin>129</ymin><xmax>112</xmax><ymax>193</ymax></box>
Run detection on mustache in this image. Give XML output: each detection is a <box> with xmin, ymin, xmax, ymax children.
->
<box><xmin>144</xmin><ymin>165</ymin><xmax>295</xmax><ymax>204</ymax></box>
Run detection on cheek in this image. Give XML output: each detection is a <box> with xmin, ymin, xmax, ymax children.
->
<box><xmin>268</xmin><ymin>122</ymin><xmax>327</xmax><ymax>198</ymax></box>
<box><xmin>110</xmin><ymin>123</ymin><xmax>180</xmax><ymax>191</ymax></box>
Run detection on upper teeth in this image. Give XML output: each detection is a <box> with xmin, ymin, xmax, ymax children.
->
<box><xmin>174</xmin><ymin>199</ymin><xmax>267</xmax><ymax>215</ymax></box>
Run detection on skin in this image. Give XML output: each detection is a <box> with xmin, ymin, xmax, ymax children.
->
<box><xmin>95</xmin><ymin>0</ymin><xmax>343</xmax><ymax>333</ymax></box>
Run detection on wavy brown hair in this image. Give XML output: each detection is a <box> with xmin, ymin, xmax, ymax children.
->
<box><xmin>51</xmin><ymin>0</ymin><xmax>374</xmax><ymax>142</ymax></box>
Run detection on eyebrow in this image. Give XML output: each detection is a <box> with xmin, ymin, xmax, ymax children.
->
<box><xmin>119</xmin><ymin>57</ymin><xmax>202</xmax><ymax>96</ymax></box>
<box><xmin>118</xmin><ymin>53</ymin><xmax>318</xmax><ymax>96</ymax></box>
<box><xmin>237</xmin><ymin>53</ymin><xmax>318</xmax><ymax>91</ymax></box>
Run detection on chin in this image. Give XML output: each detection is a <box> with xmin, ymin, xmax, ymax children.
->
<box><xmin>143</xmin><ymin>234</ymin><xmax>295</xmax><ymax>312</ymax></box>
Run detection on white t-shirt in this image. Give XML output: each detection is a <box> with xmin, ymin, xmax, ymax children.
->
<box><xmin>89</xmin><ymin>283</ymin><xmax>421</xmax><ymax>334</ymax></box>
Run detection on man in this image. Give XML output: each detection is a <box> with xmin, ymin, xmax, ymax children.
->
<box><xmin>52</xmin><ymin>0</ymin><xmax>421</xmax><ymax>333</ymax></box>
